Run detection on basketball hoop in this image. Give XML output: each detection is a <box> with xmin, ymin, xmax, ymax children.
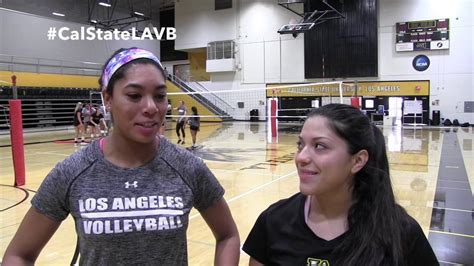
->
<box><xmin>277</xmin><ymin>23</ymin><xmax>315</xmax><ymax>34</ymax></box>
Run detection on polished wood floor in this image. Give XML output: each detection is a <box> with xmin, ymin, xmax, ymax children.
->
<box><xmin>1</xmin><ymin>122</ymin><xmax>473</xmax><ymax>265</ymax></box>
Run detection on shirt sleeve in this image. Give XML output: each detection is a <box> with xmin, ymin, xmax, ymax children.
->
<box><xmin>191</xmin><ymin>159</ymin><xmax>224</xmax><ymax>211</ymax></box>
<box><xmin>31</xmin><ymin>163</ymin><xmax>70</xmax><ymax>222</ymax></box>
<box><xmin>405</xmin><ymin>218</ymin><xmax>439</xmax><ymax>266</ymax></box>
<box><xmin>242</xmin><ymin>210</ymin><xmax>269</xmax><ymax>265</ymax></box>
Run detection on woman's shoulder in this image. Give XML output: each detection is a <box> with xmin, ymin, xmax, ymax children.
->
<box><xmin>57</xmin><ymin>141</ymin><xmax>101</xmax><ymax>174</ymax></box>
<box><xmin>398</xmin><ymin>207</ymin><xmax>439</xmax><ymax>265</ymax></box>
<box><xmin>397</xmin><ymin>208</ymin><xmax>423</xmax><ymax>235</ymax></box>
<box><xmin>397</xmin><ymin>206</ymin><xmax>429</xmax><ymax>246</ymax></box>
<box><xmin>159</xmin><ymin>137</ymin><xmax>202</xmax><ymax>165</ymax></box>
<box><xmin>263</xmin><ymin>193</ymin><xmax>305</xmax><ymax>217</ymax></box>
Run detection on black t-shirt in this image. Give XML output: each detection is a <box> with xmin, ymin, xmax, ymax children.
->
<box><xmin>91</xmin><ymin>113</ymin><xmax>103</xmax><ymax>124</ymax></box>
<box><xmin>243</xmin><ymin>193</ymin><xmax>439</xmax><ymax>266</ymax></box>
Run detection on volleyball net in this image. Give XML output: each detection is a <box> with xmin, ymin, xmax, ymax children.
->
<box><xmin>166</xmin><ymin>80</ymin><xmax>359</xmax><ymax>122</ymax></box>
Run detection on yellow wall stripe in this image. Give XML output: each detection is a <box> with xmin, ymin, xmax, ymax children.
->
<box><xmin>0</xmin><ymin>71</ymin><xmax>98</xmax><ymax>88</ymax></box>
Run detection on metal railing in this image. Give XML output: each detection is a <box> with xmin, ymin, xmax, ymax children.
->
<box><xmin>0</xmin><ymin>53</ymin><xmax>102</xmax><ymax>76</ymax></box>
<box><xmin>190</xmin><ymin>81</ymin><xmax>234</xmax><ymax>116</ymax></box>
<box><xmin>168</xmin><ymin>74</ymin><xmax>233</xmax><ymax>119</ymax></box>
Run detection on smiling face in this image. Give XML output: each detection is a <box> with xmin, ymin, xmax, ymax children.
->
<box><xmin>103</xmin><ymin>63</ymin><xmax>167</xmax><ymax>144</ymax></box>
<box><xmin>295</xmin><ymin>116</ymin><xmax>358</xmax><ymax>197</ymax></box>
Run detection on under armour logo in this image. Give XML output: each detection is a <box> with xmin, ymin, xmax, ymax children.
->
<box><xmin>125</xmin><ymin>181</ymin><xmax>138</xmax><ymax>188</ymax></box>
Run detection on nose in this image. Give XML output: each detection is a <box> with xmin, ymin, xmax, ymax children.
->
<box><xmin>143</xmin><ymin>96</ymin><xmax>158</xmax><ymax>115</ymax></box>
<box><xmin>295</xmin><ymin>146</ymin><xmax>311</xmax><ymax>165</ymax></box>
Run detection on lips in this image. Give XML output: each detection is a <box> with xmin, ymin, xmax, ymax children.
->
<box><xmin>298</xmin><ymin>169</ymin><xmax>319</xmax><ymax>180</ymax></box>
<box><xmin>136</xmin><ymin>121</ymin><xmax>158</xmax><ymax>128</ymax></box>
<box><xmin>135</xmin><ymin>121</ymin><xmax>159</xmax><ymax>137</ymax></box>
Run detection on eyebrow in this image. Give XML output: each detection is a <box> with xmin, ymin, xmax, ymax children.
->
<box><xmin>298</xmin><ymin>136</ymin><xmax>330</xmax><ymax>142</ymax></box>
<box><xmin>125</xmin><ymin>83</ymin><xmax>167</xmax><ymax>91</ymax></box>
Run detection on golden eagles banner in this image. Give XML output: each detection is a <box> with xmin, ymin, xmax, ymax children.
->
<box><xmin>266</xmin><ymin>80</ymin><xmax>429</xmax><ymax>97</ymax></box>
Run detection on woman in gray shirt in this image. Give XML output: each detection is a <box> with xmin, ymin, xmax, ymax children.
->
<box><xmin>3</xmin><ymin>48</ymin><xmax>240</xmax><ymax>266</ymax></box>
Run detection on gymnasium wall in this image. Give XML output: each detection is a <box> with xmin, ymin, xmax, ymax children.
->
<box><xmin>1</xmin><ymin>1</ymin><xmax>472</xmax><ymax>123</ymax></box>
<box><xmin>0</xmin><ymin>7</ymin><xmax>223</xmax><ymax>123</ymax></box>
<box><xmin>175</xmin><ymin>0</ymin><xmax>303</xmax><ymax>120</ymax></box>
<box><xmin>378</xmin><ymin>0</ymin><xmax>473</xmax><ymax>123</ymax></box>
<box><xmin>0</xmin><ymin>9</ymin><xmax>3</xmax><ymax>54</ymax></box>
<box><xmin>304</xmin><ymin>0</ymin><xmax>378</xmax><ymax>78</ymax></box>
<box><xmin>188</xmin><ymin>50</ymin><xmax>210</xmax><ymax>81</ymax></box>
<box><xmin>175</xmin><ymin>0</ymin><xmax>473</xmax><ymax>123</ymax></box>
<box><xmin>174</xmin><ymin>0</ymin><xmax>237</xmax><ymax>50</ymax></box>
<box><xmin>0</xmin><ymin>8</ymin><xmax>159</xmax><ymax>71</ymax></box>
<box><xmin>175</xmin><ymin>0</ymin><xmax>305</xmax><ymax>83</ymax></box>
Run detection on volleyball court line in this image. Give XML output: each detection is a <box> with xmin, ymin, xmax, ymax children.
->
<box><xmin>189</xmin><ymin>170</ymin><xmax>297</xmax><ymax>220</ymax></box>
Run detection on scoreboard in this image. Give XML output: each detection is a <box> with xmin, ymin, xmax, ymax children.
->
<box><xmin>396</xmin><ymin>19</ymin><xmax>449</xmax><ymax>52</ymax></box>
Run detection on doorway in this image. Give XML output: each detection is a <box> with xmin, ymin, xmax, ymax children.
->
<box><xmin>388</xmin><ymin>97</ymin><xmax>403</xmax><ymax>126</ymax></box>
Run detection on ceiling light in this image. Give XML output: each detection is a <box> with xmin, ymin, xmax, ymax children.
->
<box><xmin>52</xmin><ymin>12</ymin><xmax>65</xmax><ymax>17</ymax></box>
<box><xmin>134</xmin><ymin>11</ymin><xmax>144</xmax><ymax>16</ymax></box>
<box><xmin>90</xmin><ymin>19</ymin><xmax>97</xmax><ymax>23</ymax></box>
<box><xmin>99</xmin><ymin>1</ymin><xmax>111</xmax><ymax>7</ymax></box>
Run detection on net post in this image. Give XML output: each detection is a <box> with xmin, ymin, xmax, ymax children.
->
<box><xmin>338</xmin><ymin>81</ymin><xmax>343</xmax><ymax>104</ymax></box>
<box><xmin>9</xmin><ymin>99</ymin><xmax>26</xmax><ymax>186</ymax></box>
<box><xmin>266</xmin><ymin>97</ymin><xmax>278</xmax><ymax>143</ymax></box>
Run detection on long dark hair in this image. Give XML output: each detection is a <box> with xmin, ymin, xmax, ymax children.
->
<box><xmin>99</xmin><ymin>47</ymin><xmax>166</xmax><ymax>96</ymax></box>
<box><xmin>307</xmin><ymin>104</ymin><xmax>409</xmax><ymax>266</ymax></box>
<box><xmin>191</xmin><ymin>106</ymin><xmax>198</xmax><ymax>115</ymax></box>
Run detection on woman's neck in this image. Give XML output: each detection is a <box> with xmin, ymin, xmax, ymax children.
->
<box><xmin>306</xmin><ymin>188</ymin><xmax>353</xmax><ymax>241</ymax></box>
<box><xmin>103</xmin><ymin>134</ymin><xmax>159</xmax><ymax>168</ymax></box>
<box><xmin>310</xmin><ymin>189</ymin><xmax>352</xmax><ymax>219</ymax></box>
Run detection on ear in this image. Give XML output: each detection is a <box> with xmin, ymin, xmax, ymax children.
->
<box><xmin>351</xmin><ymin>149</ymin><xmax>369</xmax><ymax>174</ymax></box>
<box><xmin>102</xmin><ymin>91</ymin><xmax>112</xmax><ymax>109</ymax></box>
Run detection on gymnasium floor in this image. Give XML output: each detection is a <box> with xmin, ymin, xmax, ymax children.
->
<box><xmin>0</xmin><ymin>122</ymin><xmax>473</xmax><ymax>265</ymax></box>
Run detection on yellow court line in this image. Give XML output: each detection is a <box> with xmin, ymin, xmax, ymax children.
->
<box><xmin>429</xmin><ymin>230</ymin><xmax>474</xmax><ymax>238</ymax></box>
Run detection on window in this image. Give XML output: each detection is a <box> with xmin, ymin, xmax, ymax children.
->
<box><xmin>223</xmin><ymin>41</ymin><xmax>232</xmax><ymax>58</ymax></box>
<box><xmin>365</xmin><ymin>99</ymin><xmax>374</xmax><ymax>109</ymax></box>
<box><xmin>207</xmin><ymin>41</ymin><xmax>235</xmax><ymax>60</ymax></box>
<box><xmin>215</xmin><ymin>0</ymin><xmax>232</xmax><ymax>10</ymax></box>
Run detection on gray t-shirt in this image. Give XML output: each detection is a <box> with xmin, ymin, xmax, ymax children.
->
<box><xmin>32</xmin><ymin>137</ymin><xmax>224</xmax><ymax>265</ymax></box>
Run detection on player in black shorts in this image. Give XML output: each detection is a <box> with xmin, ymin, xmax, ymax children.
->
<box><xmin>188</xmin><ymin>106</ymin><xmax>200</xmax><ymax>149</ymax></box>
<box><xmin>73</xmin><ymin>102</ymin><xmax>85</xmax><ymax>145</ymax></box>
<box><xmin>90</xmin><ymin>107</ymin><xmax>103</xmax><ymax>140</ymax></box>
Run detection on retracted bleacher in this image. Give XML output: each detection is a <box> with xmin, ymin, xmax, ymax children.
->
<box><xmin>0</xmin><ymin>87</ymin><xmax>99</xmax><ymax>130</ymax></box>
